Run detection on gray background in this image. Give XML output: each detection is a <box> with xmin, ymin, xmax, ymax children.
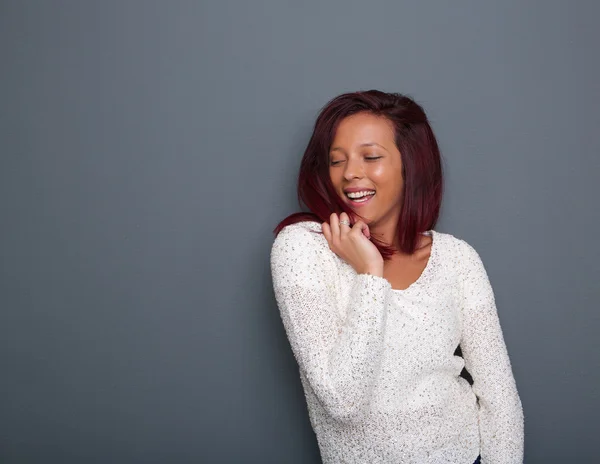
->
<box><xmin>1</xmin><ymin>1</ymin><xmax>598</xmax><ymax>462</ymax></box>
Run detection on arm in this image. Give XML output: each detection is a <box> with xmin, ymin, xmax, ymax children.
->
<box><xmin>458</xmin><ymin>240</ymin><xmax>525</xmax><ymax>464</ymax></box>
<box><xmin>270</xmin><ymin>225</ymin><xmax>392</xmax><ymax>424</ymax></box>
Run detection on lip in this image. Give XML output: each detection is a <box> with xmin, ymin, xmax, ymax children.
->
<box><xmin>345</xmin><ymin>192</ymin><xmax>375</xmax><ymax>208</ymax></box>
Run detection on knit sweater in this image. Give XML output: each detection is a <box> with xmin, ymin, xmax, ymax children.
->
<box><xmin>270</xmin><ymin>220</ymin><xmax>524</xmax><ymax>464</ymax></box>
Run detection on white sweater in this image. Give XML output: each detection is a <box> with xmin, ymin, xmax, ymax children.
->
<box><xmin>270</xmin><ymin>220</ymin><xmax>524</xmax><ymax>464</ymax></box>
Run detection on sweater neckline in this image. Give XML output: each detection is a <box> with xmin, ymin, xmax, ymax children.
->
<box><xmin>390</xmin><ymin>229</ymin><xmax>437</xmax><ymax>294</ymax></box>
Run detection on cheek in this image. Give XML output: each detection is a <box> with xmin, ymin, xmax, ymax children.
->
<box><xmin>329</xmin><ymin>172</ymin><xmax>346</xmax><ymax>195</ymax></box>
<box><xmin>370</xmin><ymin>167</ymin><xmax>403</xmax><ymax>199</ymax></box>
<box><xmin>369</xmin><ymin>165</ymin><xmax>397</xmax><ymax>189</ymax></box>
<box><xmin>368</xmin><ymin>164</ymin><xmax>388</xmax><ymax>183</ymax></box>
<box><xmin>328</xmin><ymin>170</ymin><xmax>340</xmax><ymax>186</ymax></box>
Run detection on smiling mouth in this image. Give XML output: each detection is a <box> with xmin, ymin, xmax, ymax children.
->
<box><xmin>344</xmin><ymin>191</ymin><xmax>376</xmax><ymax>206</ymax></box>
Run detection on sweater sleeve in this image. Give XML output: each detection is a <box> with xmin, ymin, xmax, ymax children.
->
<box><xmin>270</xmin><ymin>225</ymin><xmax>392</xmax><ymax>424</ymax></box>
<box><xmin>458</xmin><ymin>240</ymin><xmax>525</xmax><ymax>464</ymax></box>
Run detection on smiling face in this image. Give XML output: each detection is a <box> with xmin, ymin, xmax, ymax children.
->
<box><xmin>328</xmin><ymin>112</ymin><xmax>404</xmax><ymax>227</ymax></box>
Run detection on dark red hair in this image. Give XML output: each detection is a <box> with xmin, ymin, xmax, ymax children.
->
<box><xmin>273</xmin><ymin>89</ymin><xmax>443</xmax><ymax>259</ymax></box>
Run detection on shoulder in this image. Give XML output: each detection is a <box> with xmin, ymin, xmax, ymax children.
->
<box><xmin>271</xmin><ymin>220</ymin><xmax>326</xmax><ymax>251</ymax></box>
<box><xmin>270</xmin><ymin>221</ymin><xmax>332</xmax><ymax>267</ymax></box>
<box><xmin>432</xmin><ymin>229</ymin><xmax>486</xmax><ymax>277</ymax></box>
<box><xmin>433</xmin><ymin>231</ymin><xmax>494</xmax><ymax>301</ymax></box>
<box><xmin>433</xmin><ymin>229</ymin><xmax>481</xmax><ymax>260</ymax></box>
<box><xmin>270</xmin><ymin>220</ymin><xmax>336</xmax><ymax>287</ymax></box>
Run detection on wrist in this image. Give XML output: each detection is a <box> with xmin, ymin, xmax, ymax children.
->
<box><xmin>361</xmin><ymin>265</ymin><xmax>384</xmax><ymax>277</ymax></box>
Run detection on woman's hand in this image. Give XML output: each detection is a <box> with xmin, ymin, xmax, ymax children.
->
<box><xmin>322</xmin><ymin>212</ymin><xmax>384</xmax><ymax>277</ymax></box>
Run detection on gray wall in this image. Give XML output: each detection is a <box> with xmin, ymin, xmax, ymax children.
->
<box><xmin>1</xmin><ymin>1</ymin><xmax>598</xmax><ymax>462</ymax></box>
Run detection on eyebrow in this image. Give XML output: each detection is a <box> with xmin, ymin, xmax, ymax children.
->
<box><xmin>330</xmin><ymin>142</ymin><xmax>389</xmax><ymax>153</ymax></box>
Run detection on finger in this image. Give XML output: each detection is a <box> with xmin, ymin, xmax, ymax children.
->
<box><xmin>330</xmin><ymin>213</ymin><xmax>340</xmax><ymax>242</ymax></box>
<box><xmin>352</xmin><ymin>220</ymin><xmax>371</xmax><ymax>239</ymax></box>
<box><xmin>339</xmin><ymin>212</ymin><xmax>351</xmax><ymax>232</ymax></box>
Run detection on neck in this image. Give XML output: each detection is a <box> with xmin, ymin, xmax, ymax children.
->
<box><xmin>368</xmin><ymin>214</ymin><xmax>402</xmax><ymax>251</ymax></box>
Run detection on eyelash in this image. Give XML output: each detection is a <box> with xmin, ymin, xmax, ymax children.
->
<box><xmin>330</xmin><ymin>156</ymin><xmax>382</xmax><ymax>166</ymax></box>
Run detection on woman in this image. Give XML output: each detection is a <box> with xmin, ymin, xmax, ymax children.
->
<box><xmin>270</xmin><ymin>90</ymin><xmax>524</xmax><ymax>463</ymax></box>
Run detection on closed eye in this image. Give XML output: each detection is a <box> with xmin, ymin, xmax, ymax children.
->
<box><xmin>330</xmin><ymin>156</ymin><xmax>382</xmax><ymax>166</ymax></box>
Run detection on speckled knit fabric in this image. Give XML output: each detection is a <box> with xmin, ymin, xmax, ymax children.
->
<box><xmin>270</xmin><ymin>221</ymin><xmax>524</xmax><ymax>464</ymax></box>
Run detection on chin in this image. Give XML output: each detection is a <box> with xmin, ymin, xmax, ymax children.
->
<box><xmin>350</xmin><ymin>211</ymin><xmax>374</xmax><ymax>225</ymax></box>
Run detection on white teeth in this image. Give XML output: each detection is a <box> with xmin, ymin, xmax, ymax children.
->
<box><xmin>346</xmin><ymin>190</ymin><xmax>375</xmax><ymax>199</ymax></box>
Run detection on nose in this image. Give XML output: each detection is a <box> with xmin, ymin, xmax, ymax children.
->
<box><xmin>343</xmin><ymin>157</ymin><xmax>364</xmax><ymax>181</ymax></box>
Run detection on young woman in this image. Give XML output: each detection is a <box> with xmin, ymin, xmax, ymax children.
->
<box><xmin>270</xmin><ymin>90</ymin><xmax>524</xmax><ymax>463</ymax></box>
